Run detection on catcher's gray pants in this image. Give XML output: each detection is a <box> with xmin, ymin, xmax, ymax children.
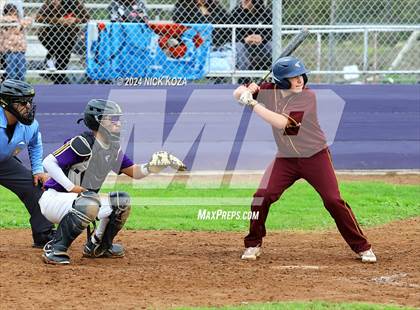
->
<box><xmin>0</xmin><ymin>157</ymin><xmax>53</xmax><ymax>240</ymax></box>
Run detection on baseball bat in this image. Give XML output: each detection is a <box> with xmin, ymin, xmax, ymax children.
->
<box><xmin>258</xmin><ymin>28</ymin><xmax>310</xmax><ymax>84</ymax></box>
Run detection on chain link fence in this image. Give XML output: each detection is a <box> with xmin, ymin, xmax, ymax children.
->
<box><xmin>0</xmin><ymin>0</ymin><xmax>419</xmax><ymax>84</ymax></box>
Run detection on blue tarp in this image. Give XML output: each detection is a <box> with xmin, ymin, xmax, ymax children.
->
<box><xmin>86</xmin><ymin>22</ymin><xmax>213</xmax><ymax>80</ymax></box>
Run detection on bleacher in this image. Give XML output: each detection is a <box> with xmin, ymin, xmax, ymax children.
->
<box><xmin>18</xmin><ymin>2</ymin><xmax>240</xmax><ymax>82</ymax></box>
<box><xmin>23</xmin><ymin>2</ymin><xmax>177</xmax><ymax>72</ymax></box>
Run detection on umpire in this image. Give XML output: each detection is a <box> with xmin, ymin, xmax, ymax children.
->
<box><xmin>0</xmin><ymin>79</ymin><xmax>54</xmax><ymax>247</ymax></box>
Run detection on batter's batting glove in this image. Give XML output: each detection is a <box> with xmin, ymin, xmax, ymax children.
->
<box><xmin>238</xmin><ymin>90</ymin><xmax>258</xmax><ymax>108</ymax></box>
<box><xmin>144</xmin><ymin>151</ymin><xmax>187</xmax><ymax>174</ymax></box>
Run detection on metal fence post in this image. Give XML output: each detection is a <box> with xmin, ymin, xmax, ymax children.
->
<box><xmin>363</xmin><ymin>28</ymin><xmax>369</xmax><ymax>83</ymax></box>
<box><xmin>229</xmin><ymin>0</ymin><xmax>237</xmax><ymax>11</ymax></box>
<box><xmin>316</xmin><ymin>33</ymin><xmax>322</xmax><ymax>83</ymax></box>
<box><xmin>232</xmin><ymin>25</ymin><xmax>237</xmax><ymax>84</ymax></box>
<box><xmin>272</xmin><ymin>0</ymin><xmax>282</xmax><ymax>62</ymax></box>
<box><xmin>363</xmin><ymin>28</ymin><xmax>369</xmax><ymax>71</ymax></box>
<box><xmin>328</xmin><ymin>0</ymin><xmax>337</xmax><ymax>83</ymax></box>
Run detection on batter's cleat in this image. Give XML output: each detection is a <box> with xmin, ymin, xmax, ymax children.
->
<box><xmin>241</xmin><ymin>246</ymin><xmax>262</xmax><ymax>260</ymax></box>
<box><xmin>358</xmin><ymin>248</ymin><xmax>377</xmax><ymax>263</ymax></box>
<box><xmin>42</xmin><ymin>250</ymin><xmax>70</xmax><ymax>265</ymax></box>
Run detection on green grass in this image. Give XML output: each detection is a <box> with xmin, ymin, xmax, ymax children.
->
<box><xmin>1</xmin><ymin>180</ymin><xmax>419</xmax><ymax>231</ymax></box>
<box><xmin>176</xmin><ymin>301</ymin><xmax>415</xmax><ymax>310</ymax></box>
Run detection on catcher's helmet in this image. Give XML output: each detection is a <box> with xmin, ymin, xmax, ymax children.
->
<box><xmin>82</xmin><ymin>99</ymin><xmax>123</xmax><ymax>143</ymax></box>
<box><xmin>272</xmin><ymin>56</ymin><xmax>309</xmax><ymax>89</ymax></box>
<box><xmin>0</xmin><ymin>79</ymin><xmax>36</xmax><ymax>125</ymax></box>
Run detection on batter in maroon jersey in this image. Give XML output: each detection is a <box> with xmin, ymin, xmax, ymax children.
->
<box><xmin>233</xmin><ymin>56</ymin><xmax>376</xmax><ymax>263</ymax></box>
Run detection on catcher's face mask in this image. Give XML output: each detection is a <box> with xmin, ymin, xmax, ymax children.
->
<box><xmin>97</xmin><ymin>114</ymin><xmax>122</xmax><ymax>143</ymax></box>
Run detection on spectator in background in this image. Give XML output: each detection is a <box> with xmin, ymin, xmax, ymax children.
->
<box><xmin>36</xmin><ymin>0</ymin><xmax>89</xmax><ymax>84</ymax></box>
<box><xmin>172</xmin><ymin>0</ymin><xmax>229</xmax><ymax>48</ymax></box>
<box><xmin>0</xmin><ymin>3</ymin><xmax>32</xmax><ymax>81</ymax></box>
<box><xmin>0</xmin><ymin>0</ymin><xmax>23</xmax><ymax>18</ymax></box>
<box><xmin>1</xmin><ymin>0</ymin><xmax>25</xmax><ymax>81</ymax></box>
<box><xmin>230</xmin><ymin>0</ymin><xmax>272</xmax><ymax>72</ymax></box>
<box><xmin>1</xmin><ymin>0</ymin><xmax>24</xmax><ymax>81</ymax></box>
<box><xmin>108</xmin><ymin>0</ymin><xmax>148</xmax><ymax>23</ymax></box>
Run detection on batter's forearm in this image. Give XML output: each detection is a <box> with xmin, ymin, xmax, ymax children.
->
<box><xmin>253</xmin><ymin>104</ymin><xmax>288</xmax><ymax>130</ymax></box>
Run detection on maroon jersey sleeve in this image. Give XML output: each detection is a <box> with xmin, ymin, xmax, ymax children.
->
<box><xmin>254</xmin><ymin>82</ymin><xmax>275</xmax><ymax>110</ymax></box>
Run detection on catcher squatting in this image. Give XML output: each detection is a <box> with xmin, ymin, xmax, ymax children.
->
<box><xmin>39</xmin><ymin>99</ymin><xmax>187</xmax><ymax>264</ymax></box>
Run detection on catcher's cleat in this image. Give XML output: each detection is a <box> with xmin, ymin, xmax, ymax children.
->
<box><xmin>42</xmin><ymin>239</ymin><xmax>53</xmax><ymax>253</ymax></box>
<box><xmin>241</xmin><ymin>246</ymin><xmax>262</xmax><ymax>260</ymax></box>
<box><xmin>358</xmin><ymin>248</ymin><xmax>377</xmax><ymax>263</ymax></box>
<box><xmin>42</xmin><ymin>250</ymin><xmax>70</xmax><ymax>265</ymax></box>
<box><xmin>83</xmin><ymin>238</ymin><xmax>125</xmax><ymax>258</ymax></box>
<box><xmin>83</xmin><ymin>235</ymin><xmax>106</xmax><ymax>258</ymax></box>
<box><xmin>101</xmin><ymin>244</ymin><xmax>125</xmax><ymax>258</ymax></box>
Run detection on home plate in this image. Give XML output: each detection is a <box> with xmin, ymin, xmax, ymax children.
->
<box><xmin>270</xmin><ymin>265</ymin><xmax>325</xmax><ymax>270</ymax></box>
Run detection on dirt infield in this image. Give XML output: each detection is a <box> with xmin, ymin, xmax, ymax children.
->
<box><xmin>0</xmin><ymin>218</ymin><xmax>419</xmax><ymax>309</ymax></box>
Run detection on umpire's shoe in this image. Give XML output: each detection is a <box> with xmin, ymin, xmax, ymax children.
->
<box><xmin>32</xmin><ymin>229</ymin><xmax>56</xmax><ymax>248</ymax></box>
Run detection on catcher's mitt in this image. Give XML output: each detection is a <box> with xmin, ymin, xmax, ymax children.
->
<box><xmin>145</xmin><ymin>151</ymin><xmax>187</xmax><ymax>173</ymax></box>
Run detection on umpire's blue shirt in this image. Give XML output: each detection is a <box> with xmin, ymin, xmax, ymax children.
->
<box><xmin>0</xmin><ymin>108</ymin><xmax>44</xmax><ymax>174</ymax></box>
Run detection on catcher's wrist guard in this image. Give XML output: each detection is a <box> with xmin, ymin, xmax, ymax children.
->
<box><xmin>140</xmin><ymin>163</ymin><xmax>150</xmax><ymax>176</ymax></box>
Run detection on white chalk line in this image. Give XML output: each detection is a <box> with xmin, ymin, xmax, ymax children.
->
<box><xmin>270</xmin><ymin>265</ymin><xmax>326</xmax><ymax>270</ymax></box>
<box><xmin>372</xmin><ymin>273</ymin><xmax>420</xmax><ymax>288</ymax></box>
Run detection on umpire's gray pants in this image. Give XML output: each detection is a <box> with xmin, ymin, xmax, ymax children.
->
<box><xmin>0</xmin><ymin>157</ymin><xmax>53</xmax><ymax>238</ymax></box>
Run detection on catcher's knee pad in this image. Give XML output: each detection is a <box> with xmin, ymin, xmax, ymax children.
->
<box><xmin>109</xmin><ymin>191</ymin><xmax>131</xmax><ymax>223</ymax></box>
<box><xmin>72</xmin><ymin>191</ymin><xmax>101</xmax><ymax>226</ymax></box>
<box><xmin>51</xmin><ymin>191</ymin><xmax>100</xmax><ymax>253</ymax></box>
<box><xmin>99</xmin><ymin>192</ymin><xmax>131</xmax><ymax>250</ymax></box>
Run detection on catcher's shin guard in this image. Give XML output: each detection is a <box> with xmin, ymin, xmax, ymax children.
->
<box><xmin>84</xmin><ymin>191</ymin><xmax>131</xmax><ymax>258</ymax></box>
<box><xmin>43</xmin><ymin>192</ymin><xmax>100</xmax><ymax>264</ymax></box>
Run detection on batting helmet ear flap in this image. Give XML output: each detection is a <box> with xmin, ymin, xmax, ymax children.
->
<box><xmin>273</xmin><ymin>74</ymin><xmax>308</xmax><ymax>89</ymax></box>
<box><xmin>303</xmin><ymin>73</ymin><xmax>308</xmax><ymax>85</ymax></box>
<box><xmin>272</xmin><ymin>74</ymin><xmax>292</xmax><ymax>89</ymax></box>
<box><xmin>277</xmin><ymin>78</ymin><xmax>292</xmax><ymax>89</ymax></box>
